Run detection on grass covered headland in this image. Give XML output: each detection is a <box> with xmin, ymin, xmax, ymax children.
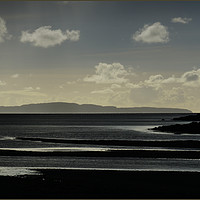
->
<box><xmin>151</xmin><ymin>122</ymin><xmax>200</xmax><ymax>134</ymax></box>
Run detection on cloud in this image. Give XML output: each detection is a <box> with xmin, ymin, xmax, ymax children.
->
<box><xmin>161</xmin><ymin>75</ymin><xmax>177</xmax><ymax>84</ymax></box>
<box><xmin>0</xmin><ymin>89</ymin><xmax>46</xmax><ymax>97</ymax></box>
<box><xmin>181</xmin><ymin>69</ymin><xmax>200</xmax><ymax>82</ymax></box>
<box><xmin>82</xmin><ymin>67</ymin><xmax>200</xmax><ymax>110</ymax></box>
<box><xmin>67</xmin><ymin>81</ymin><xmax>77</xmax><ymax>85</ymax></box>
<box><xmin>180</xmin><ymin>69</ymin><xmax>200</xmax><ymax>87</ymax></box>
<box><xmin>65</xmin><ymin>30</ymin><xmax>80</xmax><ymax>41</ymax></box>
<box><xmin>20</xmin><ymin>26</ymin><xmax>80</xmax><ymax>48</ymax></box>
<box><xmin>126</xmin><ymin>74</ymin><xmax>166</xmax><ymax>90</ymax></box>
<box><xmin>0</xmin><ymin>80</ymin><xmax>6</xmax><ymax>86</ymax></box>
<box><xmin>84</xmin><ymin>62</ymin><xmax>130</xmax><ymax>84</ymax></box>
<box><xmin>130</xmin><ymin>86</ymin><xmax>159</xmax><ymax>105</ymax></box>
<box><xmin>144</xmin><ymin>74</ymin><xmax>164</xmax><ymax>88</ymax></box>
<box><xmin>108</xmin><ymin>90</ymin><xmax>132</xmax><ymax>107</ymax></box>
<box><xmin>0</xmin><ymin>89</ymin><xmax>47</xmax><ymax>106</ymax></box>
<box><xmin>145</xmin><ymin>70</ymin><xmax>200</xmax><ymax>87</ymax></box>
<box><xmin>24</xmin><ymin>86</ymin><xmax>41</xmax><ymax>91</ymax></box>
<box><xmin>128</xmin><ymin>76</ymin><xmax>184</xmax><ymax>106</ymax></box>
<box><xmin>161</xmin><ymin>87</ymin><xmax>186</xmax><ymax>104</ymax></box>
<box><xmin>11</xmin><ymin>74</ymin><xmax>19</xmax><ymax>78</ymax></box>
<box><xmin>24</xmin><ymin>87</ymin><xmax>34</xmax><ymax>91</ymax></box>
<box><xmin>0</xmin><ymin>17</ymin><xmax>11</xmax><ymax>43</ymax></box>
<box><xmin>125</xmin><ymin>82</ymin><xmax>142</xmax><ymax>89</ymax></box>
<box><xmin>126</xmin><ymin>68</ymin><xmax>200</xmax><ymax>108</ymax></box>
<box><xmin>128</xmin><ymin>69</ymin><xmax>200</xmax><ymax>89</ymax></box>
<box><xmin>171</xmin><ymin>17</ymin><xmax>192</xmax><ymax>24</ymax></box>
<box><xmin>111</xmin><ymin>84</ymin><xmax>121</xmax><ymax>89</ymax></box>
<box><xmin>133</xmin><ymin>22</ymin><xmax>169</xmax><ymax>44</ymax></box>
<box><xmin>91</xmin><ymin>88</ymin><xmax>114</xmax><ymax>94</ymax></box>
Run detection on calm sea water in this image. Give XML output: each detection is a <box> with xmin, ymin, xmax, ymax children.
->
<box><xmin>0</xmin><ymin>113</ymin><xmax>199</xmax><ymax>176</ymax></box>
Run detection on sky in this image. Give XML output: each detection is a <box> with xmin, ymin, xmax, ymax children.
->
<box><xmin>0</xmin><ymin>1</ymin><xmax>200</xmax><ymax>112</ymax></box>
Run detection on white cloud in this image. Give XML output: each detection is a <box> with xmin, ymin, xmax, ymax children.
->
<box><xmin>128</xmin><ymin>69</ymin><xmax>200</xmax><ymax>89</ymax></box>
<box><xmin>65</xmin><ymin>30</ymin><xmax>80</xmax><ymax>41</ymax></box>
<box><xmin>91</xmin><ymin>88</ymin><xmax>114</xmax><ymax>94</ymax></box>
<box><xmin>20</xmin><ymin>26</ymin><xmax>80</xmax><ymax>48</ymax></box>
<box><xmin>81</xmin><ymin>67</ymin><xmax>200</xmax><ymax>111</ymax></box>
<box><xmin>126</xmin><ymin>74</ymin><xmax>166</xmax><ymax>90</ymax></box>
<box><xmin>24</xmin><ymin>86</ymin><xmax>41</xmax><ymax>91</ymax></box>
<box><xmin>84</xmin><ymin>62</ymin><xmax>130</xmax><ymax>84</ymax></box>
<box><xmin>125</xmin><ymin>82</ymin><xmax>141</xmax><ymax>89</ymax></box>
<box><xmin>11</xmin><ymin>74</ymin><xmax>19</xmax><ymax>78</ymax></box>
<box><xmin>0</xmin><ymin>17</ymin><xmax>11</xmax><ymax>43</ymax></box>
<box><xmin>171</xmin><ymin>17</ymin><xmax>192</xmax><ymax>24</ymax></box>
<box><xmin>111</xmin><ymin>84</ymin><xmax>121</xmax><ymax>89</ymax></box>
<box><xmin>126</xmin><ymin>68</ymin><xmax>200</xmax><ymax>109</ymax></box>
<box><xmin>0</xmin><ymin>90</ymin><xmax>46</xmax><ymax>97</ymax></box>
<box><xmin>133</xmin><ymin>22</ymin><xmax>169</xmax><ymax>44</ymax></box>
<box><xmin>144</xmin><ymin>74</ymin><xmax>164</xmax><ymax>88</ymax></box>
<box><xmin>145</xmin><ymin>74</ymin><xmax>164</xmax><ymax>83</ymax></box>
<box><xmin>24</xmin><ymin>87</ymin><xmax>34</xmax><ymax>91</ymax></box>
<box><xmin>161</xmin><ymin>75</ymin><xmax>177</xmax><ymax>84</ymax></box>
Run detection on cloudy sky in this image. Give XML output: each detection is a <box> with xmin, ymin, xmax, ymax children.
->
<box><xmin>0</xmin><ymin>1</ymin><xmax>200</xmax><ymax>112</ymax></box>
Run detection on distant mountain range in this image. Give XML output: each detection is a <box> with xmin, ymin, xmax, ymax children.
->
<box><xmin>0</xmin><ymin>102</ymin><xmax>192</xmax><ymax>113</ymax></box>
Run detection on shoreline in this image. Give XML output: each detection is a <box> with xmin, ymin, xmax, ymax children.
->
<box><xmin>151</xmin><ymin>121</ymin><xmax>200</xmax><ymax>134</ymax></box>
<box><xmin>17</xmin><ymin>136</ymin><xmax>200</xmax><ymax>147</ymax></box>
<box><xmin>1</xmin><ymin>147</ymin><xmax>200</xmax><ymax>159</ymax></box>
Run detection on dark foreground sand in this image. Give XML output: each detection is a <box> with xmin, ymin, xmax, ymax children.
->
<box><xmin>1</xmin><ymin>168</ymin><xmax>200</xmax><ymax>198</ymax></box>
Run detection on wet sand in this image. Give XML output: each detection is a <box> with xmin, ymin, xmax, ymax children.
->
<box><xmin>0</xmin><ymin>168</ymin><xmax>200</xmax><ymax>198</ymax></box>
<box><xmin>1</xmin><ymin>148</ymin><xmax>200</xmax><ymax>159</ymax></box>
<box><xmin>17</xmin><ymin>136</ymin><xmax>200</xmax><ymax>148</ymax></box>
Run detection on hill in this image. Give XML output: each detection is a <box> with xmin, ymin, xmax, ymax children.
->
<box><xmin>0</xmin><ymin>102</ymin><xmax>192</xmax><ymax>113</ymax></box>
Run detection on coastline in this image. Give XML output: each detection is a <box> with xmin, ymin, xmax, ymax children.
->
<box><xmin>151</xmin><ymin>121</ymin><xmax>200</xmax><ymax>134</ymax></box>
<box><xmin>0</xmin><ymin>113</ymin><xmax>199</xmax><ymax>198</ymax></box>
<box><xmin>1</xmin><ymin>148</ymin><xmax>200</xmax><ymax>159</ymax></box>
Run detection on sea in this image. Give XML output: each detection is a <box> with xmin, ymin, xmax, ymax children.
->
<box><xmin>0</xmin><ymin>113</ymin><xmax>200</xmax><ymax>177</ymax></box>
